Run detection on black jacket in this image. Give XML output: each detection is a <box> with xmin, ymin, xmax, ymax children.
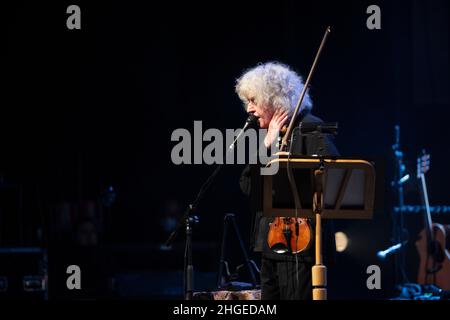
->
<box><xmin>240</xmin><ymin>112</ymin><xmax>339</xmax><ymax>262</ymax></box>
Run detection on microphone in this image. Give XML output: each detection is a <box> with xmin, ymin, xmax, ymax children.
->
<box><xmin>244</xmin><ymin>113</ymin><xmax>259</xmax><ymax>130</ymax></box>
<box><xmin>228</xmin><ymin>114</ymin><xmax>259</xmax><ymax>151</ymax></box>
<box><xmin>377</xmin><ymin>242</ymin><xmax>403</xmax><ymax>260</ymax></box>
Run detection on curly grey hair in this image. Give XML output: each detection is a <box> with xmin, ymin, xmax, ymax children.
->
<box><xmin>235</xmin><ymin>62</ymin><xmax>312</xmax><ymax>117</ymax></box>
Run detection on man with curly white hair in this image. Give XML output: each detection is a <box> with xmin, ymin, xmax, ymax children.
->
<box><xmin>236</xmin><ymin>61</ymin><xmax>313</xmax><ymax>146</ymax></box>
<box><xmin>237</xmin><ymin>61</ymin><xmax>338</xmax><ymax>300</ymax></box>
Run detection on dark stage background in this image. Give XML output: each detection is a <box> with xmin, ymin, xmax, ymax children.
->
<box><xmin>2</xmin><ymin>0</ymin><xmax>449</xmax><ymax>299</ymax></box>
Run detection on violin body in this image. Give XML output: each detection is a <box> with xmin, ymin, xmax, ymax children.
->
<box><xmin>416</xmin><ymin>223</ymin><xmax>450</xmax><ymax>290</ymax></box>
<box><xmin>268</xmin><ymin>217</ymin><xmax>312</xmax><ymax>254</ymax></box>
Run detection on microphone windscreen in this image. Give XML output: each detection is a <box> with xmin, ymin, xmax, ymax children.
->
<box><xmin>246</xmin><ymin>113</ymin><xmax>259</xmax><ymax>128</ymax></box>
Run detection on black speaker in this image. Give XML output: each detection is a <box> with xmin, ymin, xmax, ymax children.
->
<box><xmin>0</xmin><ymin>247</ymin><xmax>48</xmax><ymax>299</ymax></box>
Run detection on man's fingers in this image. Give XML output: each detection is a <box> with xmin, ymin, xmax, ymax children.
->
<box><xmin>273</xmin><ymin>108</ymin><xmax>282</xmax><ymax>119</ymax></box>
<box><xmin>277</xmin><ymin>113</ymin><xmax>288</xmax><ymax>123</ymax></box>
<box><xmin>269</xmin><ymin>109</ymin><xmax>289</xmax><ymax>131</ymax></box>
<box><xmin>280</xmin><ymin>115</ymin><xmax>288</xmax><ymax>125</ymax></box>
<box><xmin>275</xmin><ymin>109</ymin><xmax>286</xmax><ymax>120</ymax></box>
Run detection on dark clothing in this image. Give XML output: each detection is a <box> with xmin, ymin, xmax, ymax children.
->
<box><xmin>240</xmin><ymin>111</ymin><xmax>339</xmax><ymax>299</ymax></box>
<box><xmin>261</xmin><ymin>257</ymin><xmax>313</xmax><ymax>300</ymax></box>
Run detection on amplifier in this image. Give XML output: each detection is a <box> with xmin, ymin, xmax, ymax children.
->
<box><xmin>0</xmin><ymin>247</ymin><xmax>48</xmax><ymax>299</ymax></box>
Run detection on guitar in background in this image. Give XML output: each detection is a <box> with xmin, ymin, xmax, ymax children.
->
<box><xmin>415</xmin><ymin>150</ymin><xmax>450</xmax><ymax>290</ymax></box>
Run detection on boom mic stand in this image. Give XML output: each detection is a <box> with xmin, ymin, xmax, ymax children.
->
<box><xmin>377</xmin><ymin>125</ymin><xmax>410</xmax><ymax>286</ymax></box>
<box><xmin>165</xmin><ymin>114</ymin><xmax>258</xmax><ymax>300</ymax></box>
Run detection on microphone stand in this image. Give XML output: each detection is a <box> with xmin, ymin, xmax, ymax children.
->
<box><xmin>165</xmin><ymin>114</ymin><xmax>258</xmax><ymax>300</ymax></box>
<box><xmin>390</xmin><ymin>125</ymin><xmax>410</xmax><ymax>286</ymax></box>
<box><xmin>376</xmin><ymin>125</ymin><xmax>411</xmax><ymax>292</ymax></box>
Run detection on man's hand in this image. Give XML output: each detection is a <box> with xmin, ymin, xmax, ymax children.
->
<box><xmin>264</xmin><ymin>108</ymin><xmax>288</xmax><ymax>148</ymax></box>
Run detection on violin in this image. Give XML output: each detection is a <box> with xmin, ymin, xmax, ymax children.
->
<box><xmin>267</xmin><ymin>27</ymin><xmax>331</xmax><ymax>255</ymax></box>
<box><xmin>268</xmin><ymin>214</ymin><xmax>312</xmax><ymax>254</ymax></box>
<box><xmin>267</xmin><ymin>127</ymin><xmax>312</xmax><ymax>254</ymax></box>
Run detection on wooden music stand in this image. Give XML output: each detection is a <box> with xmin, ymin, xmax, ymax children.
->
<box><xmin>262</xmin><ymin>155</ymin><xmax>376</xmax><ymax>300</ymax></box>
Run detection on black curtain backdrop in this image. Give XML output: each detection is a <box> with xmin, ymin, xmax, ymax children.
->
<box><xmin>2</xmin><ymin>0</ymin><xmax>449</xmax><ymax>299</ymax></box>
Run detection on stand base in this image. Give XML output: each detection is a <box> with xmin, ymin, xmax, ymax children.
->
<box><xmin>313</xmin><ymin>288</ymin><xmax>327</xmax><ymax>300</ymax></box>
<box><xmin>312</xmin><ymin>264</ymin><xmax>327</xmax><ymax>300</ymax></box>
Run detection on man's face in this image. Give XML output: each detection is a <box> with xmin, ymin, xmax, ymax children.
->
<box><xmin>246</xmin><ymin>96</ymin><xmax>274</xmax><ymax>129</ymax></box>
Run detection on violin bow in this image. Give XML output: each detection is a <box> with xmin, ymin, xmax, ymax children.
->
<box><xmin>280</xmin><ymin>26</ymin><xmax>331</xmax><ymax>152</ymax></box>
